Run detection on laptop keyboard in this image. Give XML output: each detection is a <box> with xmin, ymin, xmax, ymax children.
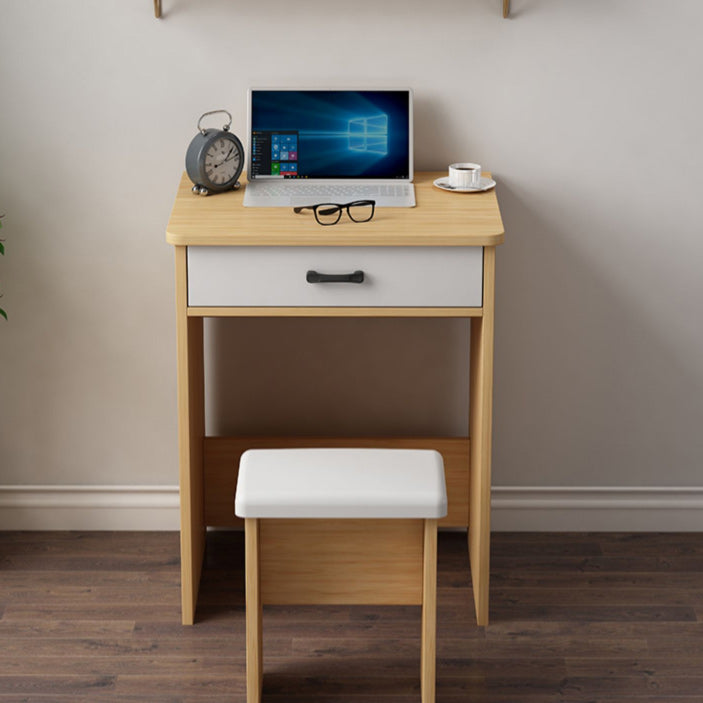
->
<box><xmin>253</xmin><ymin>183</ymin><xmax>411</xmax><ymax>199</ymax></box>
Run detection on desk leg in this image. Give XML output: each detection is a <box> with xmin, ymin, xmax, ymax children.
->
<box><xmin>469</xmin><ymin>246</ymin><xmax>495</xmax><ymax>626</ymax></box>
<box><xmin>175</xmin><ymin>246</ymin><xmax>206</xmax><ymax>625</ymax></box>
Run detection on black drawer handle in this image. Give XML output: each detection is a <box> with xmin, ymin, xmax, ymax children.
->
<box><xmin>306</xmin><ymin>270</ymin><xmax>365</xmax><ymax>284</ymax></box>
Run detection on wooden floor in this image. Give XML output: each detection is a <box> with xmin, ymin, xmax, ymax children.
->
<box><xmin>1</xmin><ymin>530</ymin><xmax>702</xmax><ymax>702</ymax></box>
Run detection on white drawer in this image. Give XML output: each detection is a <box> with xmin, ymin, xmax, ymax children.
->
<box><xmin>187</xmin><ymin>246</ymin><xmax>484</xmax><ymax>307</ymax></box>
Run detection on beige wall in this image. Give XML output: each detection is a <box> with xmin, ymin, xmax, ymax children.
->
<box><xmin>1</xmin><ymin>0</ymin><xmax>702</xmax><ymax>490</ymax></box>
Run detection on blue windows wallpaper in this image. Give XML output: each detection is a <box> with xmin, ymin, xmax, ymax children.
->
<box><xmin>348</xmin><ymin>114</ymin><xmax>388</xmax><ymax>155</ymax></box>
<box><xmin>250</xmin><ymin>90</ymin><xmax>410</xmax><ymax>179</ymax></box>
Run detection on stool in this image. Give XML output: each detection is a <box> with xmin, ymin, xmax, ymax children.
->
<box><xmin>234</xmin><ymin>447</ymin><xmax>447</xmax><ymax>703</ymax></box>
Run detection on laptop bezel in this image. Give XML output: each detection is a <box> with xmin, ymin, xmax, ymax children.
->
<box><xmin>246</xmin><ymin>87</ymin><xmax>414</xmax><ymax>183</ymax></box>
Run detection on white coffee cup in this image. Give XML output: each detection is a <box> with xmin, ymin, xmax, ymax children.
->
<box><xmin>448</xmin><ymin>162</ymin><xmax>482</xmax><ymax>189</ymax></box>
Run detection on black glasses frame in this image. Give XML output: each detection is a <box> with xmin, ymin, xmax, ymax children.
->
<box><xmin>293</xmin><ymin>200</ymin><xmax>376</xmax><ymax>226</ymax></box>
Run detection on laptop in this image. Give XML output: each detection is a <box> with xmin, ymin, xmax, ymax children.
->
<box><xmin>243</xmin><ymin>88</ymin><xmax>415</xmax><ymax>207</ymax></box>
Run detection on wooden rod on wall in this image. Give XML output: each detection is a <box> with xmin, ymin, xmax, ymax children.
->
<box><xmin>154</xmin><ymin>0</ymin><xmax>508</xmax><ymax>19</ymax></box>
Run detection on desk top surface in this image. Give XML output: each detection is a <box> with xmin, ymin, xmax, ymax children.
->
<box><xmin>166</xmin><ymin>171</ymin><xmax>504</xmax><ymax>247</ymax></box>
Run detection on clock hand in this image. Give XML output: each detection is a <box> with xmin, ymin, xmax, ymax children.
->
<box><xmin>212</xmin><ymin>147</ymin><xmax>234</xmax><ymax>168</ymax></box>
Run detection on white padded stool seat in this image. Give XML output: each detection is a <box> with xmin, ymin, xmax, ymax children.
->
<box><xmin>235</xmin><ymin>447</ymin><xmax>447</xmax><ymax>519</ymax></box>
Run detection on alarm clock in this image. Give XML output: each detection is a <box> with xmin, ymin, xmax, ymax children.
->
<box><xmin>185</xmin><ymin>110</ymin><xmax>244</xmax><ymax>196</ymax></box>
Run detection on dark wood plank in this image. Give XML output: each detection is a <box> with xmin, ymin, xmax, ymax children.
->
<box><xmin>491</xmin><ymin>585</ymin><xmax>703</xmax><ymax>606</ymax></box>
<box><xmin>491</xmin><ymin>553</ymin><xmax>703</xmax><ymax>572</ymax></box>
<box><xmin>492</xmin><ymin>570</ymin><xmax>703</xmax><ymax>588</ymax></box>
<box><xmin>491</xmin><ymin>603</ymin><xmax>697</xmax><ymax>622</ymax></box>
<box><xmin>0</xmin><ymin>675</ymin><xmax>116</xmax><ymax>694</ymax></box>
<box><xmin>0</xmin><ymin>530</ymin><xmax>702</xmax><ymax>702</ymax></box>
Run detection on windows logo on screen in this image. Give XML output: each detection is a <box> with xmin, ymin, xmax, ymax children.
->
<box><xmin>348</xmin><ymin>114</ymin><xmax>388</xmax><ymax>155</ymax></box>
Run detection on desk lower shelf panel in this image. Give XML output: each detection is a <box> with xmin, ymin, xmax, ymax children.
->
<box><xmin>202</xmin><ymin>436</ymin><xmax>471</xmax><ymax>528</ymax></box>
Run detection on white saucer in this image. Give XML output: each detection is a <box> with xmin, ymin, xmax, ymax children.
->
<box><xmin>433</xmin><ymin>176</ymin><xmax>496</xmax><ymax>193</ymax></box>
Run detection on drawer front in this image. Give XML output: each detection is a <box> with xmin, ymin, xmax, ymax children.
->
<box><xmin>187</xmin><ymin>246</ymin><xmax>483</xmax><ymax>307</ymax></box>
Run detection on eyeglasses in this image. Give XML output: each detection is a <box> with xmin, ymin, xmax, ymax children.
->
<box><xmin>293</xmin><ymin>200</ymin><xmax>376</xmax><ymax>226</ymax></box>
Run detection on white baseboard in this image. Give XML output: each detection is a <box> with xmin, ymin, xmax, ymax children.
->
<box><xmin>0</xmin><ymin>485</ymin><xmax>702</xmax><ymax>532</ymax></box>
<box><xmin>0</xmin><ymin>486</ymin><xmax>180</xmax><ymax>531</ymax></box>
<box><xmin>491</xmin><ymin>486</ymin><xmax>703</xmax><ymax>531</ymax></box>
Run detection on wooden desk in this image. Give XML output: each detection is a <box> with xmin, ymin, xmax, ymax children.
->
<box><xmin>166</xmin><ymin>171</ymin><xmax>504</xmax><ymax>626</ymax></box>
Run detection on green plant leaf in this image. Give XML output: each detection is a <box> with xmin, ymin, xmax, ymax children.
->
<box><xmin>0</xmin><ymin>308</ymin><xmax>7</xmax><ymax>320</ymax></box>
<box><xmin>0</xmin><ymin>241</ymin><xmax>4</xmax><ymax>255</ymax></box>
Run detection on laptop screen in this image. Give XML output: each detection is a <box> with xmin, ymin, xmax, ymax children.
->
<box><xmin>248</xmin><ymin>89</ymin><xmax>412</xmax><ymax>180</ymax></box>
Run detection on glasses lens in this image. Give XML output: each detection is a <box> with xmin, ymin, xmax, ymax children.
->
<box><xmin>315</xmin><ymin>204</ymin><xmax>342</xmax><ymax>225</ymax></box>
<box><xmin>347</xmin><ymin>201</ymin><xmax>375</xmax><ymax>222</ymax></box>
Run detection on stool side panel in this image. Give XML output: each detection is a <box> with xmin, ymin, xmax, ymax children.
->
<box><xmin>259</xmin><ymin>518</ymin><xmax>424</xmax><ymax>605</ymax></box>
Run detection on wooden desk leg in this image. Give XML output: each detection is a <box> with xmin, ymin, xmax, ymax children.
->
<box><xmin>245</xmin><ymin>518</ymin><xmax>263</xmax><ymax>703</ymax></box>
<box><xmin>469</xmin><ymin>246</ymin><xmax>496</xmax><ymax>626</ymax></box>
<box><xmin>175</xmin><ymin>246</ymin><xmax>206</xmax><ymax>625</ymax></box>
<box><xmin>421</xmin><ymin>519</ymin><xmax>437</xmax><ymax>703</ymax></box>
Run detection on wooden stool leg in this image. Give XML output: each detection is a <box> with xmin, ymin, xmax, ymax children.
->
<box><xmin>245</xmin><ymin>518</ymin><xmax>263</xmax><ymax>703</ymax></box>
<box><xmin>421</xmin><ymin>519</ymin><xmax>437</xmax><ymax>703</ymax></box>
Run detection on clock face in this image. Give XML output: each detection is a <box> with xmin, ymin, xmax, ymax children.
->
<box><xmin>204</xmin><ymin>136</ymin><xmax>241</xmax><ymax>186</ymax></box>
